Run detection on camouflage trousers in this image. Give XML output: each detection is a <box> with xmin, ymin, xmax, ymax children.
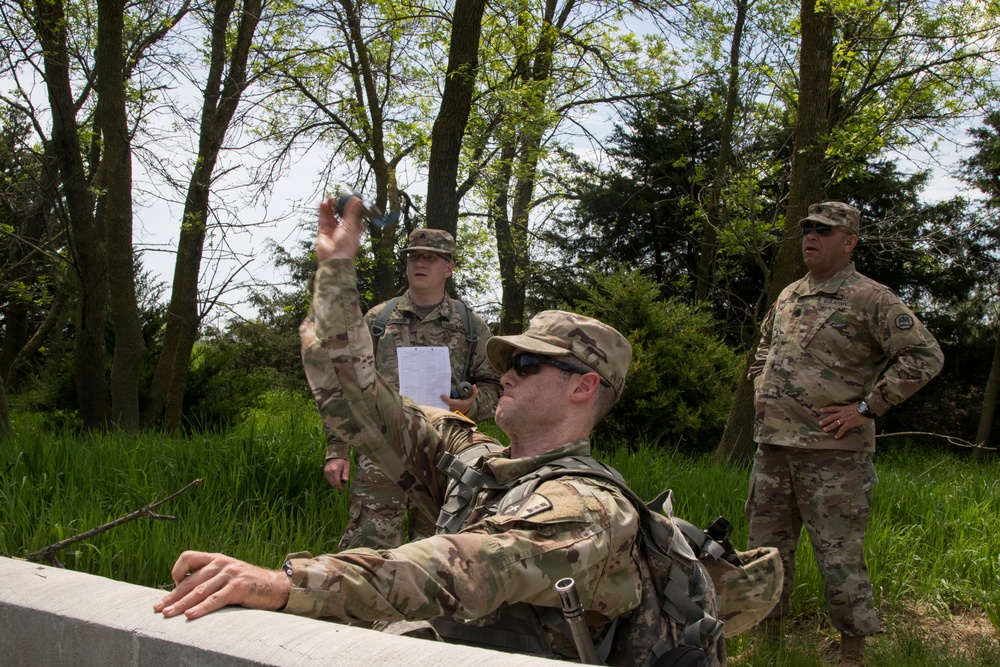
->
<box><xmin>745</xmin><ymin>444</ymin><xmax>880</xmax><ymax>636</ymax></box>
<box><xmin>338</xmin><ymin>453</ymin><xmax>437</xmax><ymax>551</ymax></box>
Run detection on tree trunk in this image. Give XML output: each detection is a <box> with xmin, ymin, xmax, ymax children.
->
<box><xmin>714</xmin><ymin>0</ymin><xmax>834</xmax><ymax>464</ymax></box>
<box><xmin>976</xmin><ymin>322</ymin><xmax>1000</xmax><ymax>449</ymax></box>
<box><xmin>4</xmin><ymin>292</ymin><xmax>69</xmax><ymax>387</ymax></box>
<box><xmin>144</xmin><ymin>0</ymin><xmax>262</xmax><ymax>432</ymax></box>
<box><xmin>498</xmin><ymin>140</ymin><xmax>541</xmax><ymax>336</ymax></box>
<box><xmin>424</xmin><ymin>0</ymin><xmax>487</xmax><ymax>239</ymax></box>
<box><xmin>695</xmin><ymin>0</ymin><xmax>747</xmax><ymax>305</ymax></box>
<box><xmin>0</xmin><ymin>374</ymin><xmax>9</xmax><ymax>439</ymax></box>
<box><xmin>97</xmin><ymin>0</ymin><xmax>144</xmax><ymax>430</ymax></box>
<box><xmin>491</xmin><ymin>145</ymin><xmax>521</xmax><ymax>335</ymax></box>
<box><xmin>367</xmin><ymin>170</ymin><xmax>398</xmax><ymax>305</ymax></box>
<box><xmin>34</xmin><ymin>0</ymin><xmax>110</xmax><ymax>429</ymax></box>
<box><xmin>494</xmin><ymin>7</ymin><xmax>559</xmax><ymax>335</ymax></box>
<box><xmin>337</xmin><ymin>0</ymin><xmax>398</xmax><ymax>303</ymax></box>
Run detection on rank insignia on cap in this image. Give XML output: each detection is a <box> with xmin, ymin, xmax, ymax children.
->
<box><xmin>894</xmin><ymin>314</ymin><xmax>914</xmax><ymax>330</ymax></box>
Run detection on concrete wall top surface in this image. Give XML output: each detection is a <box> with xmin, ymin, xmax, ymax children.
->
<box><xmin>0</xmin><ymin>556</ymin><xmax>564</xmax><ymax>666</ymax></box>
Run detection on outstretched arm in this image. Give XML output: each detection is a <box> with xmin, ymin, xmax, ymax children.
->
<box><xmin>156</xmin><ymin>480</ymin><xmax>641</xmax><ymax>626</ymax></box>
<box><xmin>303</xmin><ymin>197</ymin><xmax>455</xmax><ymax>520</ymax></box>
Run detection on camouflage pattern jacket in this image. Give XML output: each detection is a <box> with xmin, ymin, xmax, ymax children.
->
<box><xmin>748</xmin><ymin>263</ymin><xmax>944</xmax><ymax>452</ymax></box>
<box><xmin>297</xmin><ymin>258</ymin><xmax>647</xmax><ymax>660</ymax></box>
<box><xmin>325</xmin><ymin>290</ymin><xmax>502</xmax><ymax>461</ymax></box>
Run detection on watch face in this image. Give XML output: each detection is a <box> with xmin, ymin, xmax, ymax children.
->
<box><xmin>858</xmin><ymin>401</ymin><xmax>873</xmax><ymax>417</ymax></box>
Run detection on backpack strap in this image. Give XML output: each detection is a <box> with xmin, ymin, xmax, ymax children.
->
<box><xmin>370</xmin><ymin>296</ymin><xmax>402</xmax><ymax>339</ymax></box>
<box><xmin>453</xmin><ymin>299</ymin><xmax>478</xmax><ymax>384</ymax></box>
<box><xmin>673</xmin><ymin>518</ymin><xmax>728</xmax><ymax>562</ymax></box>
<box><xmin>435</xmin><ymin>448</ymin><xmax>510</xmax><ymax>534</ymax></box>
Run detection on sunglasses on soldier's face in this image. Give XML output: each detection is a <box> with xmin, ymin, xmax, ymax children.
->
<box><xmin>511</xmin><ymin>353</ymin><xmax>611</xmax><ymax>387</ymax></box>
<box><xmin>800</xmin><ymin>222</ymin><xmax>837</xmax><ymax>236</ymax></box>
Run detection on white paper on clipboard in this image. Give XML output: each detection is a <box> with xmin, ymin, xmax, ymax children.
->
<box><xmin>396</xmin><ymin>346</ymin><xmax>451</xmax><ymax>409</ymax></box>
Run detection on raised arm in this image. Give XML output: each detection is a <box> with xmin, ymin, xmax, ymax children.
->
<box><xmin>301</xmin><ymin>196</ymin><xmax>450</xmax><ymax>519</ymax></box>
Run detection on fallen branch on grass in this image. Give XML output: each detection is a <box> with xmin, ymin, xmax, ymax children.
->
<box><xmin>27</xmin><ymin>478</ymin><xmax>204</xmax><ymax>566</ymax></box>
<box><xmin>875</xmin><ymin>431</ymin><xmax>996</xmax><ymax>451</ymax></box>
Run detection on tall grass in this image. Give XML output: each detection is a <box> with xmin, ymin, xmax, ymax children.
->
<box><xmin>1</xmin><ymin>390</ymin><xmax>346</xmax><ymax>588</ymax></box>
<box><xmin>2</xmin><ymin>394</ymin><xmax>998</xmax><ymax>663</ymax></box>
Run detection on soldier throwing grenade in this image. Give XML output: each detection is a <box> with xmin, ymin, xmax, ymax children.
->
<box><xmin>324</xmin><ymin>221</ymin><xmax>501</xmax><ymax>550</ymax></box>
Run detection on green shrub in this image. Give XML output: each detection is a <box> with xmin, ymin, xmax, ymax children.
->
<box><xmin>182</xmin><ymin>303</ymin><xmax>311</xmax><ymax>431</ymax></box>
<box><xmin>182</xmin><ymin>348</ymin><xmax>302</xmax><ymax>433</ymax></box>
<box><xmin>571</xmin><ymin>269</ymin><xmax>741</xmax><ymax>450</ymax></box>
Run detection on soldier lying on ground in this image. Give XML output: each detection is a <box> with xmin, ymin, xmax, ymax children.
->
<box><xmin>155</xmin><ymin>195</ymin><xmax>734</xmax><ymax>666</ymax></box>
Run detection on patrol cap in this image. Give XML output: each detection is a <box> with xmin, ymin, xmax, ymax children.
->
<box><xmin>403</xmin><ymin>229</ymin><xmax>455</xmax><ymax>258</ymax></box>
<box><xmin>800</xmin><ymin>201</ymin><xmax>861</xmax><ymax>233</ymax></box>
<box><xmin>487</xmin><ymin>310</ymin><xmax>633</xmax><ymax>398</ymax></box>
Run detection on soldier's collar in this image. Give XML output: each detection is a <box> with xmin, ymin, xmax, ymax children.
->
<box><xmin>800</xmin><ymin>262</ymin><xmax>855</xmax><ymax>296</ymax></box>
<box><xmin>485</xmin><ymin>439</ymin><xmax>591</xmax><ymax>484</ymax></box>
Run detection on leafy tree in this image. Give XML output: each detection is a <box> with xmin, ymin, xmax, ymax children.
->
<box><xmin>555</xmin><ymin>93</ymin><xmax>717</xmax><ymax>290</ymax></box>
<box><xmin>261</xmin><ymin>0</ymin><xmax>448</xmax><ymax>304</ymax></box>
<box><xmin>692</xmin><ymin>0</ymin><xmax>751</xmax><ymax>306</ymax></box>
<box><xmin>466</xmin><ymin>0</ymin><xmax>689</xmax><ymax>334</ymax></box>
<box><xmin>570</xmin><ymin>269</ymin><xmax>741</xmax><ymax>450</ymax></box>
<box><xmin>0</xmin><ymin>106</ymin><xmax>62</xmax><ymax>388</ymax></box>
<box><xmin>144</xmin><ymin>0</ymin><xmax>268</xmax><ymax>432</ymax></box>
<box><xmin>0</xmin><ymin>0</ymin><xmax>191</xmax><ymax>428</ymax></box>
<box><xmin>544</xmin><ymin>88</ymin><xmax>788</xmax><ymax>343</ymax></box>
<box><xmin>961</xmin><ymin>110</ymin><xmax>1000</xmax><ymax>448</ymax></box>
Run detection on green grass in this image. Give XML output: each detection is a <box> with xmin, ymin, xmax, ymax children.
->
<box><xmin>1</xmin><ymin>390</ymin><xmax>347</xmax><ymax>587</ymax></box>
<box><xmin>2</xmin><ymin>393</ymin><xmax>999</xmax><ymax>664</ymax></box>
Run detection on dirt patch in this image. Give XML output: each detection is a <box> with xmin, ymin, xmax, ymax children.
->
<box><xmin>891</xmin><ymin>603</ymin><xmax>999</xmax><ymax>652</ymax></box>
<box><xmin>728</xmin><ymin>605</ymin><xmax>1000</xmax><ymax>666</ymax></box>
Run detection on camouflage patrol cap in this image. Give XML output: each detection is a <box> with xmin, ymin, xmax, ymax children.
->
<box><xmin>487</xmin><ymin>310</ymin><xmax>633</xmax><ymax>398</ymax></box>
<box><xmin>702</xmin><ymin>546</ymin><xmax>783</xmax><ymax>636</ymax></box>
<box><xmin>403</xmin><ymin>229</ymin><xmax>455</xmax><ymax>258</ymax></box>
<box><xmin>801</xmin><ymin>201</ymin><xmax>861</xmax><ymax>232</ymax></box>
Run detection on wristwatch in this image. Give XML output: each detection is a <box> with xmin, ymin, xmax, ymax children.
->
<box><xmin>857</xmin><ymin>400</ymin><xmax>876</xmax><ymax>419</ymax></box>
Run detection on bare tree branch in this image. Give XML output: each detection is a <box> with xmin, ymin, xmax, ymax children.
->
<box><xmin>26</xmin><ymin>478</ymin><xmax>204</xmax><ymax>565</ymax></box>
<box><xmin>875</xmin><ymin>431</ymin><xmax>996</xmax><ymax>451</ymax></box>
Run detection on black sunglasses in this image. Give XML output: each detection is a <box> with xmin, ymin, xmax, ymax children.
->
<box><xmin>800</xmin><ymin>222</ymin><xmax>837</xmax><ymax>236</ymax></box>
<box><xmin>511</xmin><ymin>353</ymin><xmax>611</xmax><ymax>387</ymax></box>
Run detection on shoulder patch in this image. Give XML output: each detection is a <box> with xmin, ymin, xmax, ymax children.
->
<box><xmin>894</xmin><ymin>314</ymin><xmax>914</xmax><ymax>330</ymax></box>
<box><xmin>498</xmin><ymin>493</ymin><xmax>553</xmax><ymax>519</ymax></box>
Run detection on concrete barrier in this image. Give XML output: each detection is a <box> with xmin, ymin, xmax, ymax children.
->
<box><xmin>0</xmin><ymin>557</ymin><xmax>563</xmax><ymax>666</ymax></box>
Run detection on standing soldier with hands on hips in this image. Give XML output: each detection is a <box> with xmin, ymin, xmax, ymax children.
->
<box><xmin>324</xmin><ymin>225</ymin><xmax>502</xmax><ymax>550</ymax></box>
<box><xmin>746</xmin><ymin>201</ymin><xmax>944</xmax><ymax>667</ymax></box>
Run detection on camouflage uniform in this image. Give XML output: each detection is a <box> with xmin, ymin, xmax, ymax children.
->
<box><xmin>298</xmin><ymin>257</ymin><xmax>724</xmax><ymax>665</ymax></box>
<box><xmin>746</xmin><ymin>202</ymin><xmax>943</xmax><ymax>637</ymax></box>
<box><xmin>327</xmin><ymin>229</ymin><xmax>502</xmax><ymax>550</ymax></box>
